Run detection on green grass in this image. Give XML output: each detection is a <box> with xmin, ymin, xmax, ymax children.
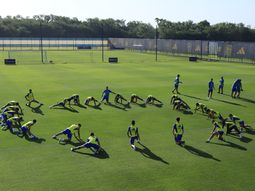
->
<box><xmin>0</xmin><ymin>50</ymin><xmax>255</xmax><ymax>191</ymax></box>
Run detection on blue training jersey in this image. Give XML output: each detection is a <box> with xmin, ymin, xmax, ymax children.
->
<box><xmin>208</xmin><ymin>81</ymin><xmax>214</xmax><ymax>89</ymax></box>
<box><xmin>103</xmin><ymin>89</ymin><xmax>111</xmax><ymax>97</ymax></box>
<box><xmin>220</xmin><ymin>78</ymin><xmax>224</xmax><ymax>86</ymax></box>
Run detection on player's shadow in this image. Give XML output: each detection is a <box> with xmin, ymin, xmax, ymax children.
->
<box><xmin>20</xmin><ymin>134</ymin><xmax>46</xmax><ymax>144</ymax></box>
<box><xmin>73</xmin><ymin>148</ymin><xmax>109</xmax><ymax>159</ymax></box>
<box><xmin>86</xmin><ymin>104</ymin><xmax>102</xmax><ymax>110</ymax></box>
<box><xmin>58</xmin><ymin>140</ymin><xmax>83</xmax><ymax>147</ymax></box>
<box><xmin>245</xmin><ymin>128</ymin><xmax>255</xmax><ymax>135</ymax></box>
<box><xmin>30</xmin><ymin>105</ymin><xmax>44</xmax><ymax>115</ymax></box>
<box><xmin>51</xmin><ymin>106</ymin><xmax>78</xmax><ymax>113</ymax></box>
<box><xmin>182</xmin><ymin>110</ymin><xmax>193</xmax><ymax>115</ymax></box>
<box><xmin>107</xmin><ymin>102</ymin><xmax>127</xmax><ymax>111</ymax></box>
<box><xmin>115</xmin><ymin>102</ymin><xmax>131</xmax><ymax>109</ymax></box>
<box><xmin>135</xmin><ymin>142</ymin><xmax>169</xmax><ymax>165</ymax></box>
<box><xmin>133</xmin><ymin>102</ymin><xmax>146</xmax><ymax>108</ymax></box>
<box><xmin>211</xmin><ymin>98</ymin><xmax>244</xmax><ymax>107</ymax></box>
<box><xmin>147</xmin><ymin>103</ymin><xmax>163</xmax><ymax>108</ymax></box>
<box><xmin>71</xmin><ymin>103</ymin><xmax>87</xmax><ymax>109</ymax></box>
<box><xmin>228</xmin><ymin>134</ymin><xmax>253</xmax><ymax>143</ymax></box>
<box><xmin>239</xmin><ymin>97</ymin><xmax>255</xmax><ymax>104</ymax></box>
<box><xmin>183</xmin><ymin>145</ymin><xmax>221</xmax><ymax>162</ymax></box>
<box><xmin>209</xmin><ymin>140</ymin><xmax>247</xmax><ymax>151</ymax></box>
<box><xmin>181</xmin><ymin>94</ymin><xmax>208</xmax><ymax>101</ymax></box>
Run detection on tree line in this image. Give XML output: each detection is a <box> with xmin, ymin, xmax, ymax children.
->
<box><xmin>0</xmin><ymin>15</ymin><xmax>255</xmax><ymax>42</ymax></box>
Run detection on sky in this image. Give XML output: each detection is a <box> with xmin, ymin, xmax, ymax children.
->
<box><xmin>0</xmin><ymin>0</ymin><xmax>254</xmax><ymax>27</ymax></box>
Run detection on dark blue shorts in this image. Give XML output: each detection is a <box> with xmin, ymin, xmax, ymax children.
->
<box><xmin>239</xmin><ymin>120</ymin><xmax>244</xmax><ymax>126</ymax></box>
<box><xmin>232</xmin><ymin>86</ymin><xmax>237</xmax><ymax>92</ymax></box>
<box><xmin>21</xmin><ymin>126</ymin><xmax>28</xmax><ymax>133</ymax></box>
<box><xmin>208</xmin><ymin>89</ymin><xmax>213</xmax><ymax>93</ymax></box>
<box><xmin>62</xmin><ymin>129</ymin><xmax>72</xmax><ymax>139</ymax></box>
<box><xmin>219</xmin><ymin>85</ymin><xmax>223</xmax><ymax>88</ymax></box>
<box><xmin>218</xmin><ymin>131</ymin><xmax>224</xmax><ymax>136</ymax></box>
<box><xmin>6</xmin><ymin>120</ymin><xmax>12</xmax><ymax>129</ymax></box>
<box><xmin>84</xmin><ymin>143</ymin><xmax>100</xmax><ymax>150</ymax></box>
<box><xmin>130</xmin><ymin>136</ymin><xmax>138</xmax><ymax>144</ymax></box>
<box><xmin>175</xmin><ymin>134</ymin><xmax>182</xmax><ymax>142</ymax></box>
<box><xmin>102</xmin><ymin>95</ymin><xmax>109</xmax><ymax>102</ymax></box>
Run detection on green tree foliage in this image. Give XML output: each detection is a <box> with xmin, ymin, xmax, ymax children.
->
<box><xmin>0</xmin><ymin>15</ymin><xmax>255</xmax><ymax>41</ymax></box>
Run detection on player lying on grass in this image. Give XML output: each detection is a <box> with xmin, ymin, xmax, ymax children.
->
<box><xmin>218</xmin><ymin>76</ymin><xmax>224</xmax><ymax>94</ymax></box>
<box><xmin>130</xmin><ymin>94</ymin><xmax>145</xmax><ymax>104</ymax></box>
<box><xmin>25</xmin><ymin>89</ymin><xmax>43</xmax><ymax>107</ymax></box>
<box><xmin>114</xmin><ymin>94</ymin><xmax>129</xmax><ymax>105</ymax></box>
<box><xmin>84</xmin><ymin>96</ymin><xmax>101</xmax><ymax>107</ymax></box>
<box><xmin>66</xmin><ymin>94</ymin><xmax>80</xmax><ymax>105</ymax></box>
<box><xmin>194</xmin><ymin>103</ymin><xmax>207</xmax><ymax>113</ymax></box>
<box><xmin>19</xmin><ymin>119</ymin><xmax>38</xmax><ymax>140</ymax></box>
<box><xmin>52</xmin><ymin>123</ymin><xmax>82</xmax><ymax>144</ymax></box>
<box><xmin>206</xmin><ymin>120</ymin><xmax>224</xmax><ymax>143</ymax></box>
<box><xmin>173</xmin><ymin>99</ymin><xmax>190</xmax><ymax>111</ymax></box>
<box><xmin>231</xmin><ymin>79</ymin><xmax>243</xmax><ymax>98</ymax></box>
<box><xmin>71</xmin><ymin>132</ymin><xmax>101</xmax><ymax>154</ymax></box>
<box><xmin>49</xmin><ymin>98</ymin><xmax>68</xmax><ymax>109</ymax></box>
<box><xmin>146</xmin><ymin>95</ymin><xmax>163</xmax><ymax>105</ymax></box>
<box><xmin>1</xmin><ymin>101</ymin><xmax>23</xmax><ymax>114</ymax></box>
<box><xmin>101</xmin><ymin>86</ymin><xmax>116</xmax><ymax>104</ymax></box>
<box><xmin>172</xmin><ymin>117</ymin><xmax>185</xmax><ymax>146</ymax></box>
<box><xmin>127</xmin><ymin>120</ymin><xmax>140</xmax><ymax>150</ymax></box>
<box><xmin>4</xmin><ymin>116</ymin><xmax>23</xmax><ymax>133</ymax></box>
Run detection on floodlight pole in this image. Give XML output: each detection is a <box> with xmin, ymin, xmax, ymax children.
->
<box><xmin>155</xmin><ymin>26</ymin><xmax>158</xmax><ymax>62</ymax></box>
<box><xmin>101</xmin><ymin>23</ymin><xmax>104</xmax><ymax>62</ymax></box>
<box><xmin>40</xmin><ymin>21</ymin><xmax>44</xmax><ymax>63</ymax></box>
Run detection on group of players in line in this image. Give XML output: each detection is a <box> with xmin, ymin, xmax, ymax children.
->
<box><xmin>0</xmin><ymin>89</ymin><xmax>42</xmax><ymax>140</ymax></box>
<box><xmin>0</xmin><ymin>80</ymin><xmax>251</xmax><ymax>154</ymax></box>
<box><xmin>49</xmin><ymin>86</ymin><xmax>163</xmax><ymax>110</ymax></box>
<box><xmin>170</xmin><ymin>93</ymin><xmax>251</xmax><ymax>146</ymax></box>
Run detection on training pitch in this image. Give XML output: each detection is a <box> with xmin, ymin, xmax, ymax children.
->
<box><xmin>0</xmin><ymin>50</ymin><xmax>255</xmax><ymax>191</ymax></box>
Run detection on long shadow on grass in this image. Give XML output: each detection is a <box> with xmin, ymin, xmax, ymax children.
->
<box><xmin>211</xmin><ymin>98</ymin><xmax>244</xmax><ymax>107</ymax></box>
<box><xmin>246</xmin><ymin>128</ymin><xmax>255</xmax><ymax>135</ymax></box>
<box><xmin>135</xmin><ymin>142</ymin><xmax>169</xmax><ymax>165</ymax></box>
<box><xmin>238</xmin><ymin>97</ymin><xmax>255</xmax><ymax>104</ymax></box>
<box><xmin>86</xmin><ymin>104</ymin><xmax>102</xmax><ymax>110</ymax></box>
<box><xmin>71</xmin><ymin>103</ymin><xmax>87</xmax><ymax>109</ymax></box>
<box><xmin>72</xmin><ymin>148</ymin><xmax>109</xmax><ymax>159</ymax></box>
<box><xmin>107</xmin><ymin>102</ymin><xmax>127</xmax><ymax>111</ymax></box>
<box><xmin>183</xmin><ymin>145</ymin><xmax>220</xmax><ymax>162</ymax></box>
<box><xmin>181</xmin><ymin>94</ymin><xmax>208</xmax><ymax>101</ymax></box>
<box><xmin>132</xmin><ymin>102</ymin><xmax>146</xmax><ymax>108</ymax></box>
<box><xmin>51</xmin><ymin>106</ymin><xmax>78</xmax><ymax>113</ymax></box>
<box><xmin>20</xmin><ymin>134</ymin><xmax>46</xmax><ymax>144</ymax></box>
<box><xmin>209</xmin><ymin>140</ymin><xmax>247</xmax><ymax>151</ymax></box>
<box><xmin>228</xmin><ymin>134</ymin><xmax>253</xmax><ymax>143</ymax></box>
<box><xmin>30</xmin><ymin>105</ymin><xmax>44</xmax><ymax>115</ymax></box>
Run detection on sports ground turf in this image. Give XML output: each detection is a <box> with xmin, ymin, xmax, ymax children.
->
<box><xmin>0</xmin><ymin>50</ymin><xmax>255</xmax><ymax>191</ymax></box>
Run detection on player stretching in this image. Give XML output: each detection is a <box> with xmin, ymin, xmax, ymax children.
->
<box><xmin>25</xmin><ymin>89</ymin><xmax>43</xmax><ymax>107</ymax></box>
<box><xmin>52</xmin><ymin>123</ymin><xmax>82</xmax><ymax>144</ymax></box>
<box><xmin>130</xmin><ymin>94</ymin><xmax>144</xmax><ymax>104</ymax></box>
<box><xmin>206</xmin><ymin>120</ymin><xmax>224</xmax><ymax>143</ymax></box>
<box><xmin>194</xmin><ymin>103</ymin><xmax>207</xmax><ymax>113</ymax></box>
<box><xmin>71</xmin><ymin>132</ymin><xmax>101</xmax><ymax>155</ymax></box>
<box><xmin>146</xmin><ymin>95</ymin><xmax>163</xmax><ymax>105</ymax></box>
<box><xmin>84</xmin><ymin>96</ymin><xmax>101</xmax><ymax>107</ymax></box>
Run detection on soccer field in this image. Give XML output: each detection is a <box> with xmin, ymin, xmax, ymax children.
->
<box><xmin>0</xmin><ymin>50</ymin><xmax>255</xmax><ymax>191</ymax></box>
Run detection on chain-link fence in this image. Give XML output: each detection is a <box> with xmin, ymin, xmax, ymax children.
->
<box><xmin>109</xmin><ymin>38</ymin><xmax>255</xmax><ymax>63</ymax></box>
